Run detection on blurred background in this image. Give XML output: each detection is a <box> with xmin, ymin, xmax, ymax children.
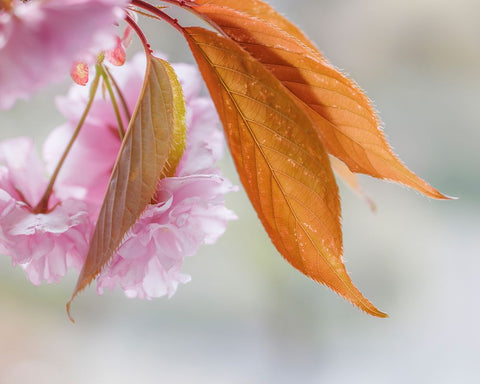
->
<box><xmin>1</xmin><ymin>0</ymin><xmax>479</xmax><ymax>383</ymax></box>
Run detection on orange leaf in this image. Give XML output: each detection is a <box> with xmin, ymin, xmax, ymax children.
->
<box><xmin>67</xmin><ymin>55</ymin><xmax>182</xmax><ymax>320</ymax></box>
<box><xmin>194</xmin><ymin>0</ymin><xmax>317</xmax><ymax>50</ymax></box>
<box><xmin>183</xmin><ymin>26</ymin><xmax>386</xmax><ymax>317</ymax></box>
<box><xmin>192</xmin><ymin>1</ymin><xmax>448</xmax><ymax>199</ymax></box>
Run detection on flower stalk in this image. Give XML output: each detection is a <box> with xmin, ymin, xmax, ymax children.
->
<box><xmin>34</xmin><ymin>69</ymin><xmax>102</xmax><ymax>213</ymax></box>
<box><xmin>105</xmin><ymin>66</ymin><xmax>131</xmax><ymax>122</ymax></box>
<box><xmin>97</xmin><ymin>64</ymin><xmax>126</xmax><ymax>140</ymax></box>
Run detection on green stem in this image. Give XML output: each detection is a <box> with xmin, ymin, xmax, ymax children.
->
<box><xmin>98</xmin><ymin>64</ymin><xmax>125</xmax><ymax>140</ymax></box>
<box><xmin>34</xmin><ymin>71</ymin><xmax>101</xmax><ymax>214</ymax></box>
<box><xmin>105</xmin><ymin>66</ymin><xmax>131</xmax><ymax>123</ymax></box>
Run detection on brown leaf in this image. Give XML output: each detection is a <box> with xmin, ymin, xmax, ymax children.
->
<box><xmin>192</xmin><ymin>1</ymin><xmax>448</xmax><ymax>199</ymax></box>
<box><xmin>67</xmin><ymin>55</ymin><xmax>182</xmax><ymax>321</ymax></box>
<box><xmin>183</xmin><ymin>26</ymin><xmax>386</xmax><ymax>317</ymax></box>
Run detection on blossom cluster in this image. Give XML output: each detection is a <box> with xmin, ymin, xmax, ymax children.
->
<box><xmin>0</xmin><ymin>0</ymin><xmax>236</xmax><ymax>299</ymax></box>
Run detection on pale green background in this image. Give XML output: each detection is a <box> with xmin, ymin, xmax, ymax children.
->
<box><xmin>1</xmin><ymin>0</ymin><xmax>479</xmax><ymax>383</ymax></box>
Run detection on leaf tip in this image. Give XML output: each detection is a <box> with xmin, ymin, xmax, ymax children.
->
<box><xmin>324</xmin><ymin>271</ymin><xmax>388</xmax><ymax>319</ymax></box>
<box><xmin>369</xmin><ymin>307</ymin><xmax>389</xmax><ymax>319</ymax></box>
<box><xmin>423</xmin><ymin>187</ymin><xmax>457</xmax><ymax>201</ymax></box>
<box><xmin>66</xmin><ymin>276</ymin><xmax>89</xmax><ymax>324</ymax></box>
<box><xmin>435</xmin><ymin>192</ymin><xmax>458</xmax><ymax>201</ymax></box>
<box><xmin>350</xmin><ymin>293</ymin><xmax>388</xmax><ymax>319</ymax></box>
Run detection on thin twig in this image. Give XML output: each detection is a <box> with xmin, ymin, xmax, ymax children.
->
<box><xmin>105</xmin><ymin>66</ymin><xmax>131</xmax><ymax>122</ymax></box>
<box><xmin>98</xmin><ymin>65</ymin><xmax>126</xmax><ymax>140</ymax></box>
<box><xmin>34</xmin><ymin>70</ymin><xmax>102</xmax><ymax>213</ymax></box>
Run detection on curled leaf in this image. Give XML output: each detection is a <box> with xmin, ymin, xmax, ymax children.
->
<box><xmin>160</xmin><ymin>60</ymin><xmax>187</xmax><ymax>178</ymax></box>
<box><xmin>67</xmin><ymin>55</ymin><xmax>185</xmax><ymax>321</ymax></box>
<box><xmin>192</xmin><ymin>1</ymin><xmax>448</xmax><ymax>199</ymax></box>
<box><xmin>183</xmin><ymin>26</ymin><xmax>386</xmax><ymax>317</ymax></box>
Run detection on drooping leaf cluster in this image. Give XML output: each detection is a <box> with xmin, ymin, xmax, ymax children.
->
<box><xmin>69</xmin><ymin>0</ymin><xmax>448</xmax><ymax>318</ymax></box>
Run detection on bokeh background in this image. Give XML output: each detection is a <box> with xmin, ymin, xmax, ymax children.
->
<box><xmin>1</xmin><ymin>0</ymin><xmax>479</xmax><ymax>383</ymax></box>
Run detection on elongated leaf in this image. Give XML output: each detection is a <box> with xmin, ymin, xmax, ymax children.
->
<box><xmin>67</xmin><ymin>55</ymin><xmax>184</xmax><ymax>320</ymax></box>
<box><xmin>192</xmin><ymin>2</ymin><xmax>448</xmax><ymax>199</ymax></box>
<box><xmin>183</xmin><ymin>26</ymin><xmax>386</xmax><ymax>317</ymax></box>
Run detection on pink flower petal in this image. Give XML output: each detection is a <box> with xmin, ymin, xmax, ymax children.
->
<box><xmin>3</xmin><ymin>198</ymin><xmax>92</xmax><ymax>284</ymax></box>
<box><xmin>105</xmin><ymin>35</ymin><xmax>126</xmax><ymax>66</ymax></box>
<box><xmin>171</xmin><ymin>63</ymin><xmax>203</xmax><ymax>103</ymax></box>
<box><xmin>0</xmin><ymin>0</ymin><xmax>128</xmax><ymax>110</ymax></box>
<box><xmin>96</xmin><ymin>174</ymin><xmax>236</xmax><ymax>299</ymax></box>
<box><xmin>177</xmin><ymin>98</ymin><xmax>225</xmax><ymax>176</ymax></box>
<box><xmin>0</xmin><ymin>137</ymin><xmax>46</xmax><ymax>207</ymax></box>
<box><xmin>0</xmin><ymin>137</ymin><xmax>92</xmax><ymax>285</ymax></box>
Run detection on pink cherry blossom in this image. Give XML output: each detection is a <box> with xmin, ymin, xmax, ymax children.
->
<box><xmin>97</xmin><ymin>175</ymin><xmax>237</xmax><ymax>299</ymax></box>
<box><xmin>0</xmin><ymin>0</ymin><xmax>128</xmax><ymax>110</ymax></box>
<box><xmin>45</xmin><ymin>53</ymin><xmax>237</xmax><ymax>299</ymax></box>
<box><xmin>44</xmin><ymin>54</ymin><xmax>145</xmax><ymax>218</ymax></box>
<box><xmin>0</xmin><ymin>137</ymin><xmax>92</xmax><ymax>285</ymax></box>
<box><xmin>96</xmin><ymin>95</ymin><xmax>237</xmax><ymax>299</ymax></box>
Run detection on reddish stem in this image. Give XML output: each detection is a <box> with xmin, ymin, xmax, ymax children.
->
<box><xmin>130</xmin><ymin>0</ymin><xmax>185</xmax><ymax>34</ymax></box>
<box><xmin>156</xmin><ymin>0</ymin><xmax>197</xmax><ymax>7</ymax></box>
<box><xmin>125</xmin><ymin>14</ymin><xmax>152</xmax><ymax>53</ymax></box>
<box><xmin>131</xmin><ymin>0</ymin><xmax>230</xmax><ymax>42</ymax></box>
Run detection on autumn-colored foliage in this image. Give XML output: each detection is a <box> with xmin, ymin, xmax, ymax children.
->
<box><xmin>0</xmin><ymin>0</ymin><xmax>448</xmax><ymax>318</ymax></box>
<box><xmin>183</xmin><ymin>26</ymin><xmax>387</xmax><ymax>317</ymax></box>
<box><xmin>192</xmin><ymin>0</ymin><xmax>447</xmax><ymax>199</ymax></box>
<box><xmin>64</xmin><ymin>0</ymin><xmax>449</xmax><ymax>317</ymax></box>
